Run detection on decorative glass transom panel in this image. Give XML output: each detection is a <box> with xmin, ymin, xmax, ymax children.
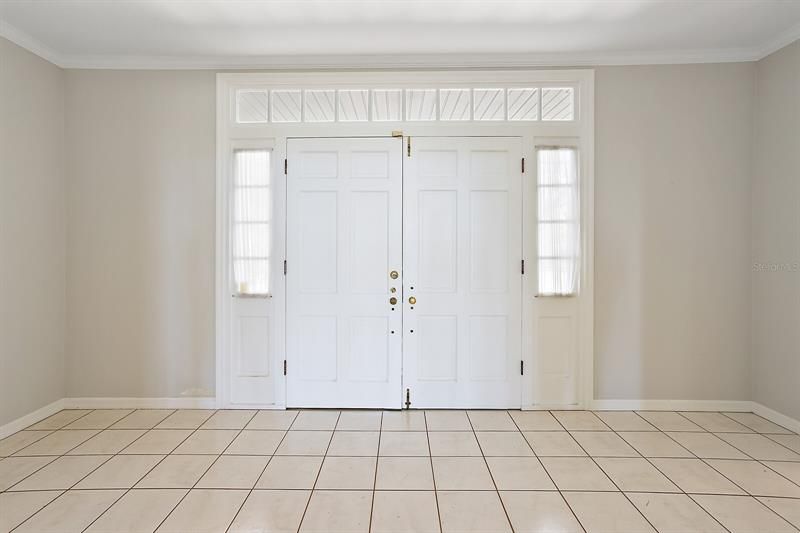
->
<box><xmin>406</xmin><ymin>89</ymin><xmax>437</xmax><ymax>121</ymax></box>
<box><xmin>439</xmin><ymin>89</ymin><xmax>471</xmax><ymax>121</ymax></box>
<box><xmin>271</xmin><ymin>90</ymin><xmax>302</xmax><ymax>123</ymax></box>
<box><xmin>338</xmin><ymin>89</ymin><xmax>369</xmax><ymax>122</ymax></box>
<box><xmin>473</xmin><ymin>89</ymin><xmax>505</xmax><ymax>120</ymax></box>
<box><xmin>236</xmin><ymin>91</ymin><xmax>269</xmax><ymax>123</ymax></box>
<box><xmin>541</xmin><ymin>88</ymin><xmax>575</xmax><ymax>121</ymax></box>
<box><xmin>372</xmin><ymin>89</ymin><xmax>402</xmax><ymax>121</ymax></box>
<box><xmin>304</xmin><ymin>90</ymin><xmax>335</xmax><ymax>122</ymax></box>
<box><xmin>507</xmin><ymin>88</ymin><xmax>539</xmax><ymax>121</ymax></box>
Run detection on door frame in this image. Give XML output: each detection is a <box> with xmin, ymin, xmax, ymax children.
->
<box><xmin>216</xmin><ymin>70</ymin><xmax>595</xmax><ymax>410</ymax></box>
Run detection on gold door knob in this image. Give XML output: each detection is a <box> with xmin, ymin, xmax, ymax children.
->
<box><xmin>408</xmin><ymin>296</ymin><xmax>417</xmax><ymax>305</ymax></box>
<box><xmin>389</xmin><ymin>297</ymin><xmax>398</xmax><ymax>305</ymax></box>
<box><xmin>390</xmin><ymin>271</ymin><xmax>399</xmax><ymax>279</ymax></box>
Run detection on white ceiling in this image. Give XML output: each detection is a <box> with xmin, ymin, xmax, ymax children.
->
<box><xmin>1</xmin><ymin>0</ymin><xmax>800</xmax><ymax>69</ymax></box>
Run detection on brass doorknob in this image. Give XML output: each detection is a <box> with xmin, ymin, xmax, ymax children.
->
<box><xmin>408</xmin><ymin>296</ymin><xmax>417</xmax><ymax>305</ymax></box>
<box><xmin>390</xmin><ymin>271</ymin><xmax>399</xmax><ymax>279</ymax></box>
<box><xmin>389</xmin><ymin>297</ymin><xmax>398</xmax><ymax>305</ymax></box>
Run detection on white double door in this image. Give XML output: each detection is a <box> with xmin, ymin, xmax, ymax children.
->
<box><xmin>287</xmin><ymin>136</ymin><xmax>522</xmax><ymax>408</ymax></box>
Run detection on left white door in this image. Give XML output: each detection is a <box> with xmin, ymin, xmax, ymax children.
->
<box><xmin>286</xmin><ymin>137</ymin><xmax>403</xmax><ymax>408</ymax></box>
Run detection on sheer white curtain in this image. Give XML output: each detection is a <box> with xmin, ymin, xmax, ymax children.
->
<box><xmin>232</xmin><ymin>149</ymin><xmax>271</xmax><ymax>295</ymax></box>
<box><xmin>537</xmin><ymin>147</ymin><xmax>580</xmax><ymax>296</ymax></box>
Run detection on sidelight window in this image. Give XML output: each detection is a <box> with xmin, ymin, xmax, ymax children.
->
<box><xmin>232</xmin><ymin>149</ymin><xmax>271</xmax><ymax>295</ymax></box>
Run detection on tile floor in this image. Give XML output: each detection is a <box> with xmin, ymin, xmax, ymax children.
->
<box><xmin>0</xmin><ymin>409</ymin><xmax>799</xmax><ymax>532</ymax></box>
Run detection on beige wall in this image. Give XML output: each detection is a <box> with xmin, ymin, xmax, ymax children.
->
<box><xmin>64</xmin><ymin>70</ymin><xmax>216</xmax><ymax>398</ymax></box>
<box><xmin>751</xmin><ymin>40</ymin><xmax>800</xmax><ymax>419</ymax></box>
<box><xmin>0</xmin><ymin>37</ymin><xmax>66</xmax><ymax>425</ymax></box>
<box><xmin>594</xmin><ymin>63</ymin><xmax>755</xmax><ymax>401</ymax></box>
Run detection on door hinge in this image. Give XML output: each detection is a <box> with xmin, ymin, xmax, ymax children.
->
<box><xmin>521</xmin><ymin>158</ymin><xmax>525</xmax><ymax>173</ymax></box>
<box><xmin>520</xmin><ymin>360</ymin><xmax>524</xmax><ymax>375</ymax></box>
<box><xmin>283</xmin><ymin>360</ymin><xmax>287</xmax><ymax>375</ymax></box>
<box><xmin>405</xmin><ymin>388</ymin><xmax>411</xmax><ymax>409</ymax></box>
<box><xmin>283</xmin><ymin>260</ymin><xmax>287</xmax><ymax>275</ymax></box>
<box><xmin>284</xmin><ymin>159</ymin><xmax>287</xmax><ymax>175</ymax></box>
<box><xmin>407</xmin><ymin>136</ymin><xmax>411</xmax><ymax>157</ymax></box>
<box><xmin>521</xmin><ymin>259</ymin><xmax>525</xmax><ymax>275</ymax></box>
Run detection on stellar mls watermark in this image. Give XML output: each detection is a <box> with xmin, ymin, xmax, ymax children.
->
<box><xmin>752</xmin><ymin>262</ymin><xmax>799</xmax><ymax>272</ymax></box>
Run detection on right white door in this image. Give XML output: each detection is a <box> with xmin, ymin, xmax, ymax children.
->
<box><xmin>403</xmin><ymin>137</ymin><xmax>523</xmax><ymax>408</ymax></box>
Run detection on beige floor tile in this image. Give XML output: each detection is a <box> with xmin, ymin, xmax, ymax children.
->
<box><xmin>299</xmin><ymin>490</ymin><xmax>372</xmax><ymax>533</ymax></box>
<box><xmin>155</xmin><ymin>409</ymin><xmax>215</xmax><ymax>429</ymax></box>
<box><xmin>764</xmin><ymin>460</ymin><xmax>800</xmax><ymax>485</ymax></box>
<box><xmin>64</xmin><ymin>410</ymin><xmax>133</xmax><ymax>429</ymax></box>
<box><xmin>11</xmin><ymin>455</ymin><xmax>109</xmax><ymax>490</ymax></box>
<box><xmin>375</xmin><ymin>457</ymin><xmax>434</xmax><ymax>489</ymax></box>
<box><xmin>432</xmin><ymin>457</ymin><xmax>495</xmax><ymax>489</ymax></box>
<box><xmin>336</xmin><ymin>411</ymin><xmax>382</xmax><ymax>431</ymax></box>
<box><xmin>437</xmin><ymin>491</ymin><xmax>512</xmax><ymax>533</ymax></box>
<box><xmin>570</xmin><ymin>431</ymin><xmax>638</xmax><ymax>457</ymax></box>
<box><xmin>476</xmin><ymin>432</ymin><xmax>534</xmax><ymax>456</ymax></box>
<box><xmin>758</xmin><ymin>497</ymin><xmax>800</xmax><ymax>529</ymax></box>
<box><xmin>120</xmin><ymin>429</ymin><xmax>193</xmax><ymax>454</ymax></box>
<box><xmin>379</xmin><ymin>431</ymin><xmax>430</xmax><ymax>456</ymax></box>
<box><xmin>723</xmin><ymin>412</ymin><xmax>794</xmax><ymax>434</ymax></box>
<box><xmin>14</xmin><ymin>489</ymin><xmax>123</xmax><ymax>533</ymax></box>
<box><xmin>68</xmin><ymin>429</ymin><xmax>147</xmax><ymax>455</ymax></box>
<box><xmin>552</xmin><ymin>411</ymin><xmax>609</xmax><ymax>431</ymax></box>
<box><xmin>228</xmin><ymin>489</ymin><xmax>310</xmax><ymax>533</ymax></box>
<box><xmin>486</xmin><ymin>457</ymin><xmax>555</xmax><ymax>490</ymax></box>
<box><xmin>200</xmin><ymin>409</ymin><xmax>257</xmax><ymax>429</ymax></box>
<box><xmin>0</xmin><ymin>431</ymin><xmax>51</xmax><ymax>457</ymax></box>
<box><xmin>275</xmin><ymin>430</ymin><xmax>332</xmax><ymax>455</ymax></box>
<box><xmin>196</xmin><ymin>455</ymin><xmax>269</xmax><ymax>489</ymax></box>
<box><xmin>76</xmin><ymin>454</ymin><xmax>163</xmax><ymax>489</ymax></box>
<box><xmin>718</xmin><ymin>433</ymin><xmax>800</xmax><ymax>461</ymax></box>
<box><xmin>14</xmin><ymin>429</ymin><xmax>99</xmax><ymax>456</ymax></box>
<box><xmin>225</xmin><ymin>430</ymin><xmax>284</xmax><ymax>455</ymax></box>
<box><xmin>595</xmin><ymin>457</ymin><xmax>680</xmax><ymax>492</ymax></box>
<box><xmin>501</xmin><ymin>491</ymin><xmax>582</xmax><ymax>533</ymax></box>
<box><xmin>27</xmin><ymin>410</ymin><xmax>92</xmax><ymax>430</ymax></box>
<box><xmin>523</xmin><ymin>431</ymin><xmax>585</xmax><ymax>456</ymax></box>
<box><xmin>85</xmin><ymin>488</ymin><xmax>187</xmax><ymax>532</ymax></box>
<box><xmin>327</xmin><ymin>431</ymin><xmax>379</xmax><ymax>456</ymax></box>
<box><xmin>136</xmin><ymin>454</ymin><xmax>217</xmax><ymax>488</ymax></box>
<box><xmin>636</xmin><ymin>411</ymin><xmax>703</xmax><ymax>432</ymax></box>
<box><xmin>769</xmin><ymin>434</ymin><xmax>800</xmax><ymax>455</ymax></box>
<box><xmin>618</xmin><ymin>431</ymin><xmax>694</xmax><ymax>458</ymax></box>
<box><xmin>156</xmin><ymin>489</ymin><xmax>248</xmax><ymax>533</ymax></box>
<box><xmin>0</xmin><ymin>456</ymin><xmax>55</xmax><ymax>491</ymax></box>
<box><xmin>425</xmin><ymin>410</ymin><xmax>472</xmax><ymax>431</ymax></box>
<box><xmin>667</xmin><ymin>431</ymin><xmax>749</xmax><ymax>459</ymax></box>
<box><xmin>291</xmin><ymin>410</ymin><xmax>340</xmax><ymax>430</ymax></box>
<box><xmin>381</xmin><ymin>410</ymin><xmax>427</xmax><ymax>431</ymax></box>
<box><xmin>692</xmin><ymin>494</ymin><xmax>797</xmax><ymax>533</ymax></box>
<box><xmin>371</xmin><ymin>491</ymin><xmax>440</xmax><ymax>533</ymax></box>
<box><xmin>255</xmin><ymin>456</ymin><xmax>323</xmax><ymax>489</ymax></box>
<box><xmin>109</xmin><ymin>409</ymin><xmax>174</xmax><ymax>429</ymax></box>
<box><xmin>509</xmin><ymin>410</ymin><xmax>562</xmax><ymax>431</ymax></box>
<box><xmin>173</xmin><ymin>429</ymin><xmax>239</xmax><ymax>454</ymax></box>
<box><xmin>246</xmin><ymin>410</ymin><xmax>298</xmax><ymax>430</ymax></box>
<box><xmin>428</xmin><ymin>431</ymin><xmax>481</xmax><ymax>456</ymax></box>
<box><xmin>0</xmin><ymin>490</ymin><xmax>61</xmax><ymax>532</ymax></box>
<box><xmin>681</xmin><ymin>412</ymin><xmax>753</xmax><ymax>433</ymax></box>
<box><xmin>316</xmin><ymin>456</ymin><xmax>376</xmax><ymax>489</ymax></box>
<box><xmin>467</xmin><ymin>411</ymin><xmax>517</xmax><ymax>431</ymax></box>
<box><xmin>540</xmin><ymin>457</ymin><xmax>616</xmax><ymax>491</ymax></box>
<box><xmin>649</xmin><ymin>458</ymin><xmax>744</xmax><ymax>494</ymax></box>
<box><xmin>565</xmin><ymin>491</ymin><xmax>655</xmax><ymax>532</ymax></box>
<box><xmin>707</xmin><ymin>459</ymin><xmax>800</xmax><ymax>497</ymax></box>
<box><xmin>594</xmin><ymin>411</ymin><xmax>656</xmax><ymax>432</ymax></box>
<box><xmin>627</xmin><ymin>492</ymin><xmax>726</xmax><ymax>533</ymax></box>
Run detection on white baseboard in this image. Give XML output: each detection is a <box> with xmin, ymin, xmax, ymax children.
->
<box><xmin>62</xmin><ymin>397</ymin><xmax>217</xmax><ymax>410</ymax></box>
<box><xmin>590</xmin><ymin>399</ymin><xmax>754</xmax><ymax>412</ymax></box>
<box><xmin>752</xmin><ymin>402</ymin><xmax>800</xmax><ymax>434</ymax></box>
<box><xmin>0</xmin><ymin>399</ymin><xmax>65</xmax><ymax>440</ymax></box>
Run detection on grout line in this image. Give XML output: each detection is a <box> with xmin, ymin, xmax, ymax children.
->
<box><xmin>294</xmin><ymin>411</ymin><xmax>341</xmax><ymax>533</ymax></box>
<box><xmin>366</xmin><ymin>412</ymin><xmax>383</xmax><ymax>533</ymax></box>
<box><xmin>423</xmin><ymin>411</ymin><xmax>444</xmax><ymax>533</ymax></box>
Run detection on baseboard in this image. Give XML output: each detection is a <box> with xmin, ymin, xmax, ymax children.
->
<box><xmin>62</xmin><ymin>397</ymin><xmax>217</xmax><ymax>409</ymax></box>
<box><xmin>0</xmin><ymin>399</ymin><xmax>65</xmax><ymax>440</ymax></box>
<box><xmin>590</xmin><ymin>399</ymin><xmax>754</xmax><ymax>412</ymax></box>
<box><xmin>752</xmin><ymin>402</ymin><xmax>800</xmax><ymax>434</ymax></box>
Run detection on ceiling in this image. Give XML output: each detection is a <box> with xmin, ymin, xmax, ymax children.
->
<box><xmin>1</xmin><ymin>0</ymin><xmax>799</xmax><ymax>69</ymax></box>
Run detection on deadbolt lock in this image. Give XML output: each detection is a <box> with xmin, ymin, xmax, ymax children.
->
<box><xmin>390</xmin><ymin>270</ymin><xmax>399</xmax><ymax>279</ymax></box>
<box><xmin>408</xmin><ymin>296</ymin><xmax>417</xmax><ymax>305</ymax></box>
<box><xmin>389</xmin><ymin>297</ymin><xmax>398</xmax><ymax>305</ymax></box>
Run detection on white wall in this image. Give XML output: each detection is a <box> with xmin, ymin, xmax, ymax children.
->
<box><xmin>0</xmin><ymin>37</ymin><xmax>66</xmax><ymax>425</ymax></box>
<box><xmin>751</xmin><ymin>40</ymin><xmax>800</xmax><ymax>420</ymax></box>
<box><xmin>64</xmin><ymin>70</ymin><xmax>216</xmax><ymax>399</ymax></box>
<box><xmin>594</xmin><ymin>63</ymin><xmax>755</xmax><ymax>401</ymax></box>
